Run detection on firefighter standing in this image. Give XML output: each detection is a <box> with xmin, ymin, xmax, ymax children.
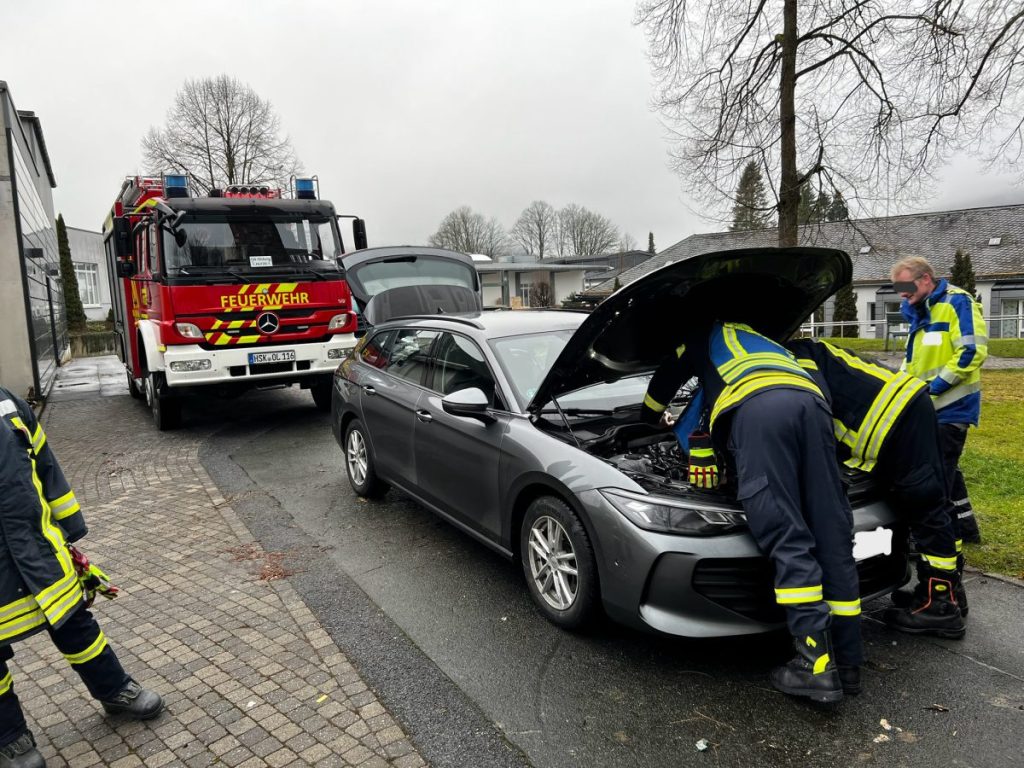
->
<box><xmin>1</xmin><ymin>388</ymin><xmax>162</xmax><ymax>768</ymax></box>
<box><xmin>891</xmin><ymin>257</ymin><xmax>987</xmax><ymax>546</ymax></box>
<box><xmin>642</xmin><ymin>322</ymin><xmax>861</xmax><ymax>704</ymax></box>
<box><xmin>786</xmin><ymin>339</ymin><xmax>966</xmax><ymax>638</ymax></box>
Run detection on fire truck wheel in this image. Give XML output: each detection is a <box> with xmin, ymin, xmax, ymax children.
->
<box><xmin>311</xmin><ymin>381</ymin><xmax>332</xmax><ymax>412</ymax></box>
<box><xmin>145</xmin><ymin>371</ymin><xmax>182</xmax><ymax>431</ymax></box>
<box><xmin>127</xmin><ymin>372</ymin><xmax>143</xmax><ymax>400</ymax></box>
<box><xmin>344</xmin><ymin>419</ymin><xmax>389</xmax><ymax>499</ymax></box>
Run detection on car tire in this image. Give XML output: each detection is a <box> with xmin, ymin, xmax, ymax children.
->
<box><xmin>144</xmin><ymin>370</ymin><xmax>181</xmax><ymax>431</ymax></box>
<box><xmin>311</xmin><ymin>381</ymin><xmax>332</xmax><ymax>412</ymax></box>
<box><xmin>344</xmin><ymin>419</ymin><xmax>389</xmax><ymax>499</ymax></box>
<box><xmin>520</xmin><ymin>496</ymin><xmax>598</xmax><ymax>630</ymax></box>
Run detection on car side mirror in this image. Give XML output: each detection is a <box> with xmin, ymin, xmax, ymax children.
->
<box><xmin>116</xmin><ymin>260</ymin><xmax>137</xmax><ymax>278</ymax></box>
<box><xmin>442</xmin><ymin>387</ymin><xmax>495</xmax><ymax>424</ymax></box>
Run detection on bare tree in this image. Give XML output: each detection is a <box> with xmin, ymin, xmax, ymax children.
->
<box><xmin>510</xmin><ymin>201</ymin><xmax>558</xmax><ymax>258</ymax></box>
<box><xmin>142</xmin><ymin>75</ymin><xmax>301</xmax><ymax>194</ymax></box>
<box><xmin>636</xmin><ymin>1</ymin><xmax>1024</xmax><ymax>246</ymax></box>
<box><xmin>619</xmin><ymin>232</ymin><xmax>638</xmax><ymax>252</ymax></box>
<box><xmin>428</xmin><ymin>206</ymin><xmax>508</xmax><ymax>257</ymax></box>
<box><xmin>559</xmin><ymin>204</ymin><xmax>620</xmax><ymax>256</ymax></box>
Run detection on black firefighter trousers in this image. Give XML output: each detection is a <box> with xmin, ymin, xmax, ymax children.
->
<box><xmin>875</xmin><ymin>391</ymin><xmax>958</xmax><ymax>567</ymax></box>
<box><xmin>727</xmin><ymin>388</ymin><xmax>863</xmax><ymax>668</ymax></box>
<box><xmin>0</xmin><ymin>605</ymin><xmax>129</xmax><ymax>748</ymax></box>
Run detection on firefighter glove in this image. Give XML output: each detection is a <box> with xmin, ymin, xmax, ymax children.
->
<box><xmin>68</xmin><ymin>545</ymin><xmax>119</xmax><ymax>607</ymax></box>
<box><xmin>687</xmin><ymin>432</ymin><xmax>719</xmax><ymax>490</ymax></box>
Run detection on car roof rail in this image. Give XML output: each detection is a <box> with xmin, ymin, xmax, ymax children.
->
<box><xmin>389</xmin><ymin>314</ymin><xmax>486</xmax><ymax>329</ymax></box>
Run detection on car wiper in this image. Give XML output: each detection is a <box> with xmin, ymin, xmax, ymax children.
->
<box><xmin>538</xmin><ymin>408</ymin><xmax>614</xmax><ymax>416</ymax></box>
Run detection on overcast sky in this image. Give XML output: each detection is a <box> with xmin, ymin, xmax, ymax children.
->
<box><xmin>2</xmin><ymin>0</ymin><xmax>1021</xmax><ymax>252</ymax></box>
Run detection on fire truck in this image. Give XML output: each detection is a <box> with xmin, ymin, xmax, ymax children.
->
<box><xmin>103</xmin><ymin>174</ymin><xmax>367</xmax><ymax>430</ymax></box>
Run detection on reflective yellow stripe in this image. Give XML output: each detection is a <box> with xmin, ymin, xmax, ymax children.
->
<box><xmin>718</xmin><ymin>353</ymin><xmax>808</xmax><ymax>384</ymax></box>
<box><xmin>797</xmin><ymin>358</ymin><xmax>818</xmax><ymax>370</ymax></box>
<box><xmin>813</xmin><ymin>652</ymin><xmax>831</xmax><ymax>675</ymax></box>
<box><xmin>675</xmin><ymin>343</ymin><xmax>687</xmax><ymax>358</ymax></box>
<box><xmin>690</xmin><ymin>448</ymin><xmax>715</xmax><ymax>458</ymax></box>
<box><xmin>211</xmin><ymin>319</ymin><xmax>222</xmax><ymax>330</ymax></box>
<box><xmin>0</xmin><ymin>607</ymin><xmax>46</xmax><ymax>643</ymax></box>
<box><xmin>31</xmin><ymin>423</ymin><xmax>46</xmax><ymax>453</ymax></box>
<box><xmin>277</xmin><ymin>282</ymin><xmax>298</xmax><ymax>293</ymax></box>
<box><xmin>955</xmin><ymin>539</ymin><xmax>963</xmax><ymax>553</ymax></box>
<box><xmin>826</xmin><ymin>599</ymin><xmax>862</xmax><ymax>616</ymax></box>
<box><xmin>775</xmin><ymin>585</ymin><xmax>823</xmax><ymax>604</ymax></box>
<box><xmin>643</xmin><ymin>393</ymin><xmax>666</xmax><ymax>413</ymax></box>
<box><xmin>63</xmin><ymin>631</ymin><xmax>108</xmax><ymax>665</ymax></box>
<box><xmin>922</xmin><ymin>554</ymin><xmax>957</xmax><ymax>571</ymax></box>
<box><xmin>722</xmin><ymin>324</ymin><xmax>747</xmax><ymax>358</ymax></box>
<box><xmin>711</xmin><ymin>373</ymin><xmax>823</xmax><ymax>427</ymax></box>
<box><xmin>49</xmin><ymin>491</ymin><xmax>80</xmax><ymax>520</ymax></box>
<box><xmin>237</xmin><ymin>335</ymin><xmax>262</xmax><ymax>344</ymax></box>
<box><xmin>228</xmin><ymin>320</ymin><xmax>245</xmax><ymax>330</ymax></box>
<box><xmin>0</xmin><ymin>595</ymin><xmax>37</xmax><ymax>624</ymax></box>
<box><xmin>0</xmin><ymin>671</ymin><xmax>12</xmax><ymax>696</ymax></box>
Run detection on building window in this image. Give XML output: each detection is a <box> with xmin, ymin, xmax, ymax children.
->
<box><xmin>1001</xmin><ymin>299</ymin><xmax>1023</xmax><ymax>339</ymax></box>
<box><xmin>74</xmin><ymin>262</ymin><xmax>100</xmax><ymax>306</ymax></box>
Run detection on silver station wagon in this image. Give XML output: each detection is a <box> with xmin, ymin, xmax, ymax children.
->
<box><xmin>330</xmin><ymin>246</ymin><xmax>908</xmax><ymax>637</ymax></box>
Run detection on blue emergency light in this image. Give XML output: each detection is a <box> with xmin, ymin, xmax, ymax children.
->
<box><xmin>294</xmin><ymin>177</ymin><xmax>317</xmax><ymax>200</ymax></box>
<box><xmin>163</xmin><ymin>174</ymin><xmax>190</xmax><ymax>198</ymax></box>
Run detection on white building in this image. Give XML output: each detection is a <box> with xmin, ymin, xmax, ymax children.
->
<box><xmin>67</xmin><ymin>226</ymin><xmax>111</xmax><ymax>321</ymax></box>
<box><xmin>595</xmin><ymin>204</ymin><xmax>1024</xmax><ymax>338</ymax></box>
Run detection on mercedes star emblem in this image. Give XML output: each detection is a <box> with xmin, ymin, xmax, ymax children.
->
<box><xmin>256</xmin><ymin>312</ymin><xmax>280</xmax><ymax>334</ymax></box>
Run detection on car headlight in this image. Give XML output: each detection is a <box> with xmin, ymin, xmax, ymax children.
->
<box><xmin>599</xmin><ymin>488</ymin><xmax>746</xmax><ymax>536</ymax></box>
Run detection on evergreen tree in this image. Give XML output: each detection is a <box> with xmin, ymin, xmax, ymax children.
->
<box><xmin>812</xmin><ymin>191</ymin><xmax>832</xmax><ymax>222</ymax></box>
<box><xmin>56</xmin><ymin>214</ymin><xmax>87</xmax><ymax>331</ymax></box>
<box><xmin>827</xmin><ymin>191</ymin><xmax>849</xmax><ymax>221</ymax></box>
<box><xmin>729</xmin><ymin>161</ymin><xmax>770</xmax><ymax>231</ymax></box>
<box><xmin>613</xmin><ymin>276</ymin><xmax>622</xmax><ymax>292</ymax></box>
<box><xmin>950</xmin><ymin>249</ymin><xmax>977</xmax><ymax>295</ymax></box>
<box><xmin>831</xmin><ymin>282</ymin><xmax>859</xmax><ymax>338</ymax></box>
<box><xmin>797</xmin><ymin>183</ymin><xmax>815</xmax><ymax>224</ymax></box>
<box><xmin>648</xmin><ymin>231</ymin><xmax>656</xmax><ymax>254</ymax></box>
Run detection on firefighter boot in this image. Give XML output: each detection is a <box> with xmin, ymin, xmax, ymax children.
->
<box><xmin>100</xmin><ymin>679</ymin><xmax>164</xmax><ymax>719</ymax></box>
<box><xmin>838</xmin><ymin>665</ymin><xmax>861</xmax><ymax>696</ymax></box>
<box><xmin>891</xmin><ymin>562</ymin><xmax>970</xmax><ymax>618</ymax></box>
<box><xmin>770</xmin><ymin>630</ymin><xmax>843</xmax><ymax>704</ymax></box>
<box><xmin>0</xmin><ymin>730</ymin><xmax>45</xmax><ymax>768</ymax></box>
<box><xmin>884</xmin><ymin>568</ymin><xmax>965</xmax><ymax>639</ymax></box>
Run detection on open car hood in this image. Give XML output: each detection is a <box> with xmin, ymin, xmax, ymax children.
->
<box><xmin>528</xmin><ymin>247</ymin><xmax>852</xmax><ymax>412</ymax></box>
<box><xmin>340</xmin><ymin>246</ymin><xmax>482</xmax><ymax>325</ymax></box>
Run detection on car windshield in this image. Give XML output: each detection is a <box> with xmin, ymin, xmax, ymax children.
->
<box><xmin>163</xmin><ymin>214</ymin><xmax>342</xmax><ymax>273</ymax></box>
<box><xmin>490</xmin><ymin>330</ymin><xmax>653</xmax><ymax>411</ymax></box>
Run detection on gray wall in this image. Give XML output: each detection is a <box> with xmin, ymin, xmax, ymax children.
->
<box><xmin>67</xmin><ymin>226</ymin><xmax>111</xmax><ymax>321</ymax></box>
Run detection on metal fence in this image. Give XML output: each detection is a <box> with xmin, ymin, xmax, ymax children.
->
<box><xmin>796</xmin><ymin>315</ymin><xmax>1024</xmax><ymax>343</ymax></box>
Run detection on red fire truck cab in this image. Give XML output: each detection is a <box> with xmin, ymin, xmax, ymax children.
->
<box><xmin>103</xmin><ymin>174</ymin><xmax>367</xmax><ymax>430</ymax></box>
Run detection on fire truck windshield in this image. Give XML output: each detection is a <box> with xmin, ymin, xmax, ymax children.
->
<box><xmin>163</xmin><ymin>215</ymin><xmax>342</xmax><ymax>273</ymax></box>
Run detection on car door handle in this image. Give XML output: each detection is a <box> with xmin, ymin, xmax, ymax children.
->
<box><xmin>362</xmin><ymin>385</ymin><xmax>376</xmax><ymax>396</ymax></box>
<box><xmin>415</xmin><ymin>410</ymin><xmax>433</xmax><ymax>423</ymax></box>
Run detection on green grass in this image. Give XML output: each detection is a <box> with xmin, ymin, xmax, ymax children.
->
<box><xmin>959</xmin><ymin>370</ymin><xmax>1024</xmax><ymax>579</ymax></box>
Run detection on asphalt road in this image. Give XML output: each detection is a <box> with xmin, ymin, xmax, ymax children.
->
<box><xmin>190</xmin><ymin>387</ymin><xmax>1024</xmax><ymax>768</ymax></box>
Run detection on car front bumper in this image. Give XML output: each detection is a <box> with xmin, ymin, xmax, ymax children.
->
<box><xmin>577</xmin><ymin>489</ymin><xmax>908</xmax><ymax>638</ymax></box>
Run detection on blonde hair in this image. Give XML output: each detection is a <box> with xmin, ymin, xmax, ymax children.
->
<box><xmin>890</xmin><ymin>256</ymin><xmax>935</xmax><ymax>281</ymax></box>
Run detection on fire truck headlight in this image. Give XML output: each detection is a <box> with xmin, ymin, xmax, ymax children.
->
<box><xmin>328</xmin><ymin>314</ymin><xmax>352</xmax><ymax>331</ymax></box>
<box><xmin>169</xmin><ymin>359</ymin><xmax>212</xmax><ymax>372</ymax></box>
<box><xmin>175</xmin><ymin>322</ymin><xmax>204</xmax><ymax>339</ymax></box>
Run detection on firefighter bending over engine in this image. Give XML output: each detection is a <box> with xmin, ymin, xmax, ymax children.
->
<box><xmin>642</xmin><ymin>322</ymin><xmax>861</xmax><ymax>704</ymax></box>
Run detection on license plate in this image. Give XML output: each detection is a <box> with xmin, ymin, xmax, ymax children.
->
<box><xmin>248</xmin><ymin>350</ymin><xmax>296</xmax><ymax>365</ymax></box>
<box><xmin>852</xmin><ymin>527</ymin><xmax>893</xmax><ymax>561</ymax></box>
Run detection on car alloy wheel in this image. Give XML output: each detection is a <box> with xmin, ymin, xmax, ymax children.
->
<box><xmin>343</xmin><ymin>419</ymin><xmax>389</xmax><ymax>499</ymax></box>
<box><xmin>520</xmin><ymin>496</ymin><xmax>598</xmax><ymax>629</ymax></box>
<box><xmin>347</xmin><ymin>428</ymin><xmax>369</xmax><ymax>487</ymax></box>
<box><xmin>528</xmin><ymin>515</ymin><xmax>579</xmax><ymax>611</ymax></box>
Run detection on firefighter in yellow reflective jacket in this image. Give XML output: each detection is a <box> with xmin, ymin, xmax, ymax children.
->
<box><xmin>642</xmin><ymin>322</ymin><xmax>861</xmax><ymax>704</ymax></box>
<box><xmin>0</xmin><ymin>387</ymin><xmax>162</xmax><ymax>768</ymax></box>
<box><xmin>787</xmin><ymin>339</ymin><xmax>965</xmax><ymax>639</ymax></box>
<box><xmin>892</xmin><ymin>256</ymin><xmax>987</xmax><ymax>547</ymax></box>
